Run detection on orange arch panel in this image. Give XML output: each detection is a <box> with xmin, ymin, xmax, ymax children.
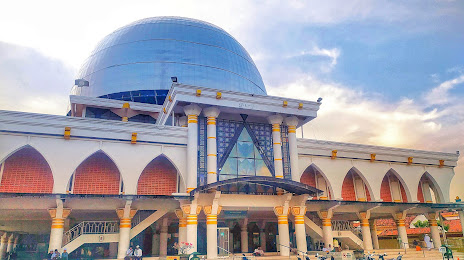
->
<box><xmin>73</xmin><ymin>152</ymin><xmax>121</xmax><ymax>195</ymax></box>
<box><xmin>0</xmin><ymin>147</ymin><xmax>53</xmax><ymax>193</ymax></box>
<box><xmin>137</xmin><ymin>156</ymin><xmax>177</xmax><ymax>195</ymax></box>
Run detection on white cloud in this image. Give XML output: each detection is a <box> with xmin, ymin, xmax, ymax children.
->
<box><xmin>424</xmin><ymin>75</ymin><xmax>464</xmax><ymax>105</ymax></box>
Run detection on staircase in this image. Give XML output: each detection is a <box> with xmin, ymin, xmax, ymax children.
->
<box><xmin>304</xmin><ymin>216</ymin><xmax>364</xmax><ymax>250</ymax></box>
<box><xmin>62</xmin><ymin>209</ymin><xmax>170</xmax><ymax>253</ymax></box>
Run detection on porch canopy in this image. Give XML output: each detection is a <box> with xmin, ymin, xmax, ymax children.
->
<box><xmin>190</xmin><ymin>176</ymin><xmax>322</xmax><ymax>196</ymax></box>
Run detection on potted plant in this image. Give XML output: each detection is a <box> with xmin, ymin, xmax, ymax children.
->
<box><xmin>173</xmin><ymin>242</ymin><xmax>193</xmax><ymax>260</ymax></box>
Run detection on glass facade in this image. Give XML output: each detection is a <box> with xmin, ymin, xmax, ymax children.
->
<box><xmin>72</xmin><ymin>17</ymin><xmax>267</xmax><ymax>103</ymax></box>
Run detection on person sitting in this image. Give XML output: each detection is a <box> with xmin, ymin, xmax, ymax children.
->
<box><xmin>51</xmin><ymin>249</ymin><xmax>60</xmax><ymax>260</ymax></box>
<box><xmin>134</xmin><ymin>245</ymin><xmax>142</xmax><ymax>260</ymax></box>
<box><xmin>125</xmin><ymin>246</ymin><xmax>133</xmax><ymax>260</ymax></box>
<box><xmin>253</xmin><ymin>247</ymin><xmax>264</xmax><ymax>256</ymax></box>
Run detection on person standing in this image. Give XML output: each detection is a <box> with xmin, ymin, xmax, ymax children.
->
<box><xmin>134</xmin><ymin>245</ymin><xmax>142</xmax><ymax>260</ymax></box>
<box><xmin>61</xmin><ymin>249</ymin><xmax>69</xmax><ymax>260</ymax></box>
<box><xmin>424</xmin><ymin>234</ymin><xmax>433</xmax><ymax>250</ymax></box>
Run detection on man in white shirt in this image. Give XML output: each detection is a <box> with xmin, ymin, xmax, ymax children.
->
<box><xmin>134</xmin><ymin>245</ymin><xmax>143</xmax><ymax>259</ymax></box>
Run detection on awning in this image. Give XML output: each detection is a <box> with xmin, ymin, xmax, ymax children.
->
<box><xmin>190</xmin><ymin>176</ymin><xmax>322</xmax><ymax>196</ymax></box>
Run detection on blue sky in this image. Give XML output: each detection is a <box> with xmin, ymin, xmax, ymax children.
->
<box><xmin>0</xmin><ymin>0</ymin><xmax>463</xmax><ymax>198</ymax></box>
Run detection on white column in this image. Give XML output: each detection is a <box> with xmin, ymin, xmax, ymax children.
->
<box><xmin>175</xmin><ymin>209</ymin><xmax>187</xmax><ymax>253</ymax></box>
<box><xmin>394</xmin><ymin>213</ymin><xmax>409</xmax><ymax>249</ymax></box>
<box><xmin>203</xmin><ymin>107</ymin><xmax>220</xmax><ymax>184</ymax></box>
<box><xmin>117</xmin><ymin>205</ymin><xmax>137</xmax><ymax>259</ymax></box>
<box><xmin>319</xmin><ymin>211</ymin><xmax>334</xmax><ymax>251</ymax></box>
<box><xmin>268</xmin><ymin>115</ymin><xmax>284</xmax><ymax>179</ymax></box>
<box><xmin>204</xmin><ymin>205</ymin><xmax>222</xmax><ymax>259</ymax></box>
<box><xmin>459</xmin><ymin>210</ymin><xmax>464</xmax><ymax>237</ymax></box>
<box><xmin>183</xmin><ymin>204</ymin><xmax>200</xmax><ymax>254</ymax></box>
<box><xmin>6</xmin><ymin>234</ymin><xmax>14</xmax><ymax>254</ymax></box>
<box><xmin>370</xmin><ymin>220</ymin><xmax>380</xmax><ymax>250</ymax></box>
<box><xmin>12</xmin><ymin>236</ymin><xmax>19</xmax><ymax>251</ymax></box>
<box><xmin>241</xmin><ymin>218</ymin><xmax>249</xmax><ymax>253</ymax></box>
<box><xmin>358</xmin><ymin>212</ymin><xmax>373</xmax><ymax>250</ymax></box>
<box><xmin>160</xmin><ymin>218</ymin><xmax>169</xmax><ymax>256</ymax></box>
<box><xmin>422</xmin><ymin>181</ymin><xmax>433</xmax><ymax>203</ymax></box>
<box><xmin>274</xmin><ymin>207</ymin><xmax>290</xmax><ymax>256</ymax></box>
<box><xmin>48</xmin><ymin>207</ymin><xmax>71</xmax><ymax>252</ymax></box>
<box><xmin>292</xmin><ymin>207</ymin><xmax>307</xmax><ymax>254</ymax></box>
<box><xmin>184</xmin><ymin>104</ymin><xmax>202</xmax><ymax>193</ymax></box>
<box><xmin>427</xmin><ymin>213</ymin><xmax>442</xmax><ymax>248</ymax></box>
<box><xmin>0</xmin><ymin>233</ymin><xmax>7</xmax><ymax>260</ymax></box>
<box><xmin>285</xmin><ymin>117</ymin><xmax>300</xmax><ymax>182</ymax></box>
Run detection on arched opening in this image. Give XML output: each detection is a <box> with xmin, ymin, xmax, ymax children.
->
<box><xmin>69</xmin><ymin>151</ymin><xmax>122</xmax><ymax>195</ymax></box>
<box><xmin>341</xmin><ymin>168</ymin><xmax>372</xmax><ymax>201</ymax></box>
<box><xmin>380</xmin><ymin>170</ymin><xmax>409</xmax><ymax>202</ymax></box>
<box><xmin>417</xmin><ymin>173</ymin><xmax>442</xmax><ymax>203</ymax></box>
<box><xmin>137</xmin><ymin>156</ymin><xmax>178</xmax><ymax>195</ymax></box>
<box><xmin>300</xmin><ymin>164</ymin><xmax>332</xmax><ymax>200</ymax></box>
<box><xmin>0</xmin><ymin>146</ymin><xmax>53</xmax><ymax>193</ymax></box>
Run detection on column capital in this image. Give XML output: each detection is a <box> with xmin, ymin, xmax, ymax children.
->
<box><xmin>291</xmin><ymin>206</ymin><xmax>307</xmax><ymax>216</ymax></box>
<box><xmin>273</xmin><ymin>206</ymin><xmax>290</xmax><ymax>216</ymax></box>
<box><xmin>317</xmin><ymin>210</ymin><xmax>333</xmax><ymax>220</ymax></box>
<box><xmin>48</xmin><ymin>208</ymin><xmax>72</xmax><ymax>219</ymax></box>
<box><xmin>116</xmin><ymin>208</ymin><xmax>137</xmax><ymax>219</ymax></box>
<box><xmin>357</xmin><ymin>211</ymin><xmax>371</xmax><ymax>220</ymax></box>
<box><xmin>426</xmin><ymin>211</ymin><xmax>440</xmax><ymax>220</ymax></box>
<box><xmin>203</xmin><ymin>205</ymin><xmax>222</xmax><ymax>215</ymax></box>
<box><xmin>392</xmin><ymin>212</ymin><xmax>406</xmax><ymax>221</ymax></box>
<box><xmin>203</xmin><ymin>106</ymin><xmax>220</xmax><ymax>118</ymax></box>
<box><xmin>284</xmin><ymin>116</ymin><xmax>299</xmax><ymax>127</ymax></box>
<box><xmin>267</xmin><ymin>114</ymin><xmax>283</xmax><ymax>125</ymax></box>
<box><xmin>183</xmin><ymin>104</ymin><xmax>202</xmax><ymax>116</ymax></box>
<box><xmin>182</xmin><ymin>204</ymin><xmax>202</xmax><ymax>215</ymax></box>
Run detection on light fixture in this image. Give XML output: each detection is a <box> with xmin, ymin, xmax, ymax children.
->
<box><xmin>171</xmin><ymin>77</ymin><xmax>178</xmax><ymax>83</ymax></box>
<box><xmin>75</xmin><ymin>79</ymin><xmax>89</xmax><ymax>87</ymax></box>
<box><xmin>317</xmin><ymin>97</ymin><xmax>323</xmax><ymax>102</ymax></box>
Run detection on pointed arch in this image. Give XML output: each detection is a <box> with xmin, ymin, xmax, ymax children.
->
<box><xmin>0</xmin><ymin>145</ymin><xmax>54</xmax><ymax>193</ymax></box>
<box><xmin>70</xmin><ymin>150</ymin><xmax>123</xmax><ymax>195</ymax></box>
<box><xmin>300</xmin><ymin>163</ymin><xmax>333</xmax><ymax>200</ymax></box>
<box><xmin>341</xmin><ymin>167</ymin><xmax>374</xmax><ymax>201</ymax></box>
<box><xmin>380</xmin><ymin>169</ymin><xmax>411</xmax><ymax>203</ymax></box>
<box><xmin>417</xmin><ymin>172</ymin><xmax>444</xmax><ymax>203</ymax></box>
<box><xmin>137</xmin><ymin>154</ymin><xmax>179</xmax><ymax>195</ymax></box>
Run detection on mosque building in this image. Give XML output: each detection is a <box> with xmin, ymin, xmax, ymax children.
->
<box><xmin>0</xmin><ymin>17</ymin><xmax>463</xmax><ymax>259</ymax></box>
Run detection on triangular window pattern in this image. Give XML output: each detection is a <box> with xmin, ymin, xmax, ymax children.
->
<box><xmin>219</xmin><ymin>128</ymin><xmax>272</xmax><ymax>181</ymax></box>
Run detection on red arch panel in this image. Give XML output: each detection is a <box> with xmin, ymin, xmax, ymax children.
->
<box><xmin>137</xmin><ymin>157</ymin><xmax>177</xmax><ymax>195</ymax></box>
<box><xmin>0</xmin><ymin>147</ymin><xmax>53</xmax><ymax>193</ymax></box>
<box><xmin>73</xmin><ymin>152</ymin><xmax>121</xmax><ymax>195</ymax></box>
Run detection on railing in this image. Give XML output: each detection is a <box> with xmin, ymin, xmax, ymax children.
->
<box><xmin>63</xmin><ymin>221</ymin><xmax>119</xmax><ymax>245</ymax></box>
<box><xmin>331</xmin><ymin>220</ymin><xmax>362</xmax><ymax>238</ymax></box>
<box><xmin>131</xmin><ymin>210</ymin><xmax>156</xmax><ymax>227</ymax></box>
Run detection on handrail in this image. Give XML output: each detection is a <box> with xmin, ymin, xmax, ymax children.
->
<box><xmin>63</xmin><ymin>221</ymin><xmax>119</xmax><ymax>245</ymax></box>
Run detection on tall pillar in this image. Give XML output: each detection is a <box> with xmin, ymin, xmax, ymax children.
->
<box><xmin>318</xmin><ymin>210</ymin><xmax>334</xmax><ymax>251</ymax></box>
<box><xmin>6</xmin><ymin>234</ymin><xmax>14</xmax><ymax>254</ymax></box>
<box><xmin>394</xmin><ymin>212</ymin><xmax>409</xmax><ymax>249</ymax></box>
<box><xmin>370</xmin><ymin>219</ymin><xmax>380</xmax><ymax>250</ymax></box>
<box><xmin>12</xmin><ymin>235</ymin><xmax>19</xmax><ymax>251</ymax></box>
<box><xmin>259</xmin><ymin>222</ymin><xmax>267</xmax><ymax>251</ymax></box>
<box><xmin>175</xmin><ymin>209</ymin><xmax>187</xmax><ymax>252</ymax></box>
<box><xmin>0</xmin><ymin>233</ymin><xmax>7</xmax><ymax>260</ymax></box>
<box><xmin>292</xmin><ymin>206</ymin><xmax>307</xmax><ymax>254</ymax></box>
<box><xmin>240</xmin><ymin>218</ymin><xmax>249</xmax><ymax>253</ymax></box>
<box><xmin>151</xmin><ymin>233</ymin><xmax>160</xmax><ymax>256</ymax></box>
<box><xmin>48</xmin><ymin>207</ymin><xmax>71</xmax><ymax>252</ymax></box>
<box><xmin>159</xmin><ymin>218</ymin><xmax>169</xmax><ymax>256</ymax></box>
<box><xmin>203</xmin><ymin>107</ymin><xmax>220</xmax><ymax>184</ymax></box>
<box><xmin>182</xmin><ymin>204</ymin><xmax>201</xmax><ymax>254</ymax></box>
<box><xmin>268</xmin><ymin>115</ymin><xmax>284</xmax><ymax>179</ymax></box>
<box><xmin>184</xmin><ymin>104</ymin><xmax>202</xmax><ymax>193</ymax></box>
<box><xmin>427</xmin><ymin>212</ymin><xmax>442</xmax><ymax>248</ymax></box>
<box><xmin>204</xmin><ymin>204</ymin><xmax>222</xmax><ymax>259</ymax></box>
<box><xmin>116</xmin><ymin>204</ymin><xmax>137</xmax><ymax>259</ymax></box>
<box><xmin>459</xmin><ymin>210</ymin><xmax>464</xmax><ymax>237</ymax></box>
<box><xmin>358</xmin><ymin>212</ymin><xmax>373</xmax><ymax>250</ymax></box>
<box><xmin>274</xmin><ymin>206</ymin><xmax>290</xmax><ymax>256</ymax></box>
<box><xmin>285</xmin><ymin>116</ymin><xmax>300</xmax><ymax>182</ymax></box>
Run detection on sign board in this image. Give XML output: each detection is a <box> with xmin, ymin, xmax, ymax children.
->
<box><xmin>223</xmin><ymin>210</ymin><xmax>248</xmax><ymax>219</ymax></box>
<box><xmin>167</xmin><ymin>256</ymin><xmax>180</xmax><ymax>260</ymax></box>
<box><xmin>439</xmin><ymin>247</ymin><xmax>446</xmax><ymax>253</ymax></box>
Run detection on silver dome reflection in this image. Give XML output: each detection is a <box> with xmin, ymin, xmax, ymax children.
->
<box><xmin>72</xmin><ymin>17</ymin><xmax>266</xmax><ymax>104</ymax></box>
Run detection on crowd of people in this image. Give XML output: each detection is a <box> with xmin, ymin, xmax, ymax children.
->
<box><xmin>125</xmin><ymin>245</ymin><xmax>143</xmax><ymax>260</ymax></box>
<box><xmin>47</xmin><ymin>249</ymin><xmax>69</xmax><ymax>259</ymax></box>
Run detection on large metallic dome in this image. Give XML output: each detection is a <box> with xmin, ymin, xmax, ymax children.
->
<box><xmin>72</xmin><ymin>17</ymin><xmax>266</xmax><ymax>104</ymax></box>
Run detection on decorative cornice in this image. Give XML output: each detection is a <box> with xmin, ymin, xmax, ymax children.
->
<box><xmin>70</xmin><ymin>95</ymin><xmax>162</xmax><ymax>113</ymax></box>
